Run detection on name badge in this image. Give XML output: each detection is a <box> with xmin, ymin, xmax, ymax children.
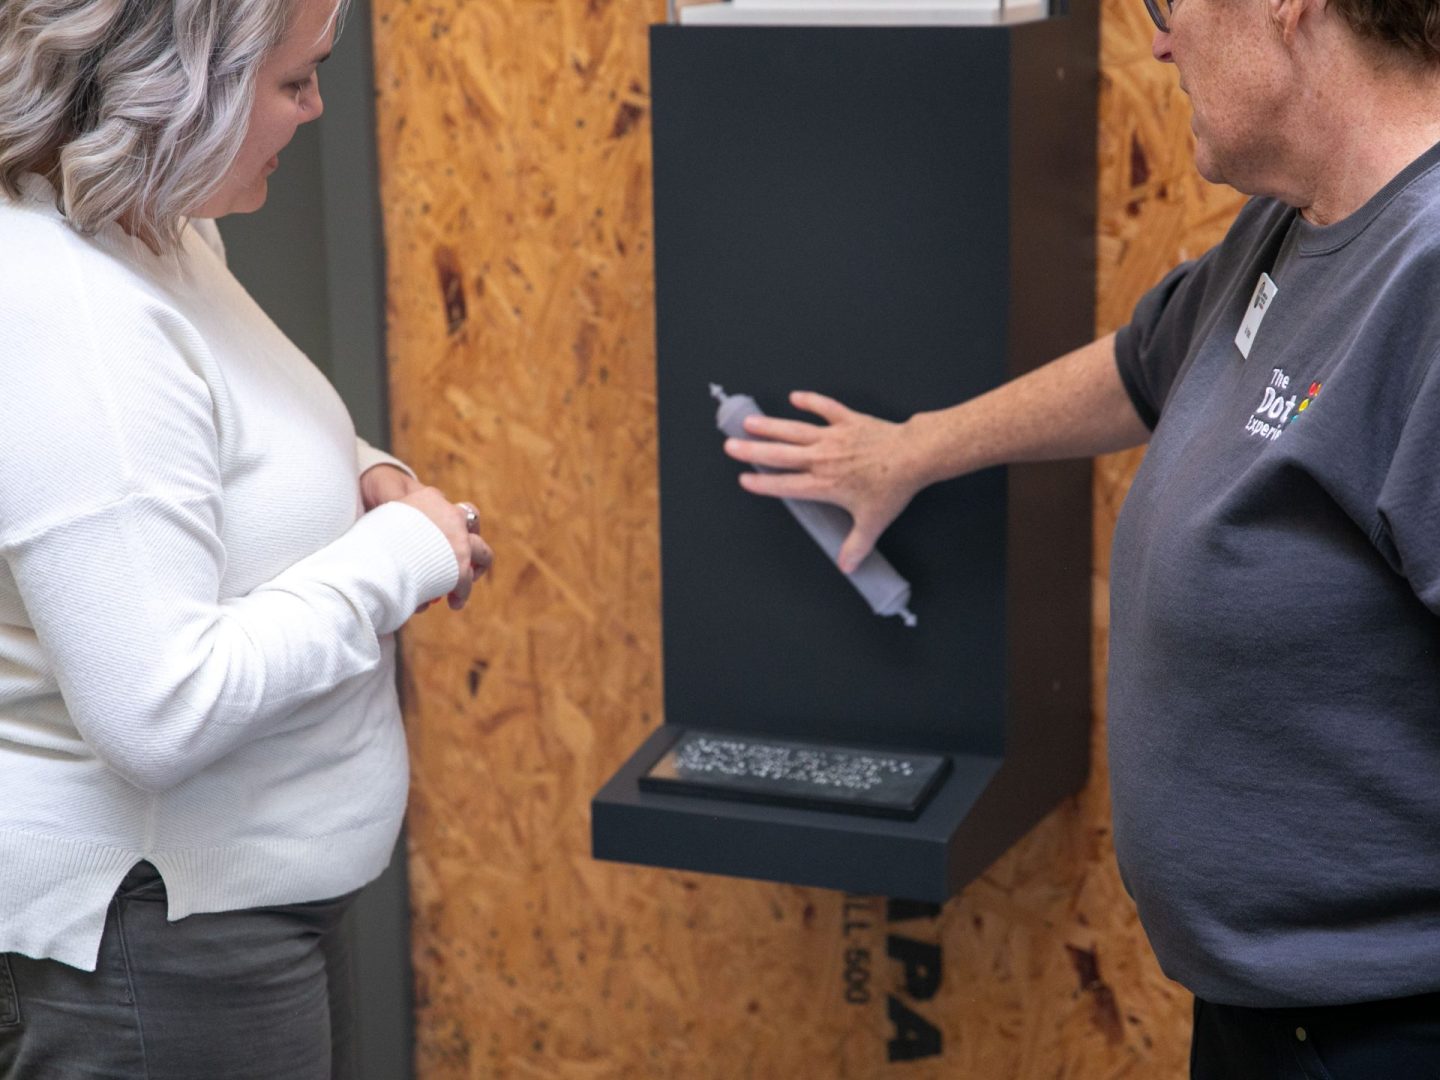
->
<box><xmin>1235</xmin><ymin>272</ymin><xmax>1277</xmax><ymax>360</ymax></box>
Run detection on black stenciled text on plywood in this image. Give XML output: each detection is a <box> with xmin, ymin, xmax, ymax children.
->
<box><xmin>887</xmin><ymin>899</ymin><xmax>942</xmax><ymax>1062</ymax></box>
<box><xmin>841</xmin><ymin>895</ymin><xmax>877</xmax><ymax>1006</ymax></box>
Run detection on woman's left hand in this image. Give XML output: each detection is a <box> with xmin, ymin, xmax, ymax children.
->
<box><xmin>361</xmin><ymin>464</ymin><xmax>491</xmax><ymax>613</ymax></box>
<box><xmin>359</xmin><ymin>463</ymin><xmax>422</xmax><ymax>511</ymax></box>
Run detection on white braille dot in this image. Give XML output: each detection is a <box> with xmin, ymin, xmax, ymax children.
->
<box><xmin>1295</xmin><ymin>1027</ymin><xmax>1308</xmax><ymax>1042</ymax></box>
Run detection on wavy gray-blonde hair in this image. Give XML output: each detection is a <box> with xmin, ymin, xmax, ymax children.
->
<box><xmin>0</xmin><ymin>0</ymin><xmax>319</xmax><ymax>252</ymax></box>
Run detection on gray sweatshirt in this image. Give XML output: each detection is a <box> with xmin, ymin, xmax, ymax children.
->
<box><xmin>1111</xmin><ymin>140</ymin><xmax>1440</xmax><ymax>1008</ymax></box>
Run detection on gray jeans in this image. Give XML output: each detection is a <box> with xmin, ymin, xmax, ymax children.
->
<box><xmin>0</xmin><ymin>862</ymin><xmax>359</xmax><ymax>1080</ymax></box>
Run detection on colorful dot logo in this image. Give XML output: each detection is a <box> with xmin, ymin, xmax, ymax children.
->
<box><xmin>1290</xmin><ymin>381</ymin><xmax>1321</xmax><ymax>422</ymax></box>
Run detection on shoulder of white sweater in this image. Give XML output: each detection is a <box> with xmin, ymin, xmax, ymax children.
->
<box><xmin>0</xmin><ymin>202</ymin><xmax>218</xmax><ymax>366</ymax></box>
<box><xmin>0</xmin><ymin>207</ymin><xmax>227</xmax><ymax>540</ymax></box>
<box><xmin>0</xmin><ymin>195</ymin><xmax>226</xmax><ymax>309</ymax></box>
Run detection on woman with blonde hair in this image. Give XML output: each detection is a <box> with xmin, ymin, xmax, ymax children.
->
<box><xmin>0</xmin><ymin>0</ymin><xmax>491</xmax><ymax>1076</ymax></box>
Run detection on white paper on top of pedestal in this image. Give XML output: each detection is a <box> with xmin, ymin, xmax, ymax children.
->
<box><xmin>679</xmin><ymin>0</ymin><xmax>1047</xmax><ymax>24</ymax></box>
<box><xmin>730</xmin><ymin>0</ymin><xmax>998</xmax><ymax>8</ymax></box>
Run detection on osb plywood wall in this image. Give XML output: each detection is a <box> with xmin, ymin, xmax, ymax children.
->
<box><xmin>369</xmin><ymin>0</ymin><xmax>1247</xmax><ymax>1074</ymax></box>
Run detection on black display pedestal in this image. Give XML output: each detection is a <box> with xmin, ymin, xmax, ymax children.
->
<box><xmin>593</xmin><ymin>15</ymin><xmax>1097</xmax><ymax>902</ymax></box>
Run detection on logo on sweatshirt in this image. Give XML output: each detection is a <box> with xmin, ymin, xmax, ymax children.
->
<box><xmin>1244</xmin><ymin>367</ymin><xmax>1321</xmax><ymax>441</ymax></box>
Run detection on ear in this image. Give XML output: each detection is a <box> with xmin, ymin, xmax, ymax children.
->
<box><xmin>1269</xmin><ymin>0</ymin><xmax>1322</xmax><ymax>45</ymax></box>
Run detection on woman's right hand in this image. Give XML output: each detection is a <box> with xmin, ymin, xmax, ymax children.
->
<box><xmin>397</xmin><ymin>486</ymin><xmax>494</xmax><ymax>610</ymax></box>
<box><xmin>722</xmin><ymin>391</ymin><xmax>929</xmax><ymax>573</ymax></box>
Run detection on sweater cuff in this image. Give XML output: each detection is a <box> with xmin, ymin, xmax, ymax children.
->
<box><xmin>362</xmin><ymin>502</ymin><xmax>462</xmax><ymax>614</ymax></box>
<box><xmin>274</xmin><ymin>502</ymin><xmax>459</xmax><ymax>636</ymax></box>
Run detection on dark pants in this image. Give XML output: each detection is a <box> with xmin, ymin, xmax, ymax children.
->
<box><xmin>1193</xmin><ymin>993</ymin><xmax>1440</xmax><ymax>1079</ymax></box>
<box><xmin>0</xmin><ymin>862</ymin><xmax>358</xmax><ymax>1080</ymax></box>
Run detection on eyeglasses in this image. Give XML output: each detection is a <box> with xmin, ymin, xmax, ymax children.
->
<box><xmin>1144</xmin><ymin>0</ymin><xmax>1172</xmax><ymax>32</ymax></box>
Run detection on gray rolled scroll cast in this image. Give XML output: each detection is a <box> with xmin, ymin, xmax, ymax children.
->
<box><xmin>711</xmin><ymin>384</ymin><xmax>917</xmax><ymax>627</ymax></box>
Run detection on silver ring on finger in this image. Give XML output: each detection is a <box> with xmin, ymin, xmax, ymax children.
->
<box><xmin>458</xmin><ymin>501</ymin><xmax>480</xmax><ymax>534</ymax></box>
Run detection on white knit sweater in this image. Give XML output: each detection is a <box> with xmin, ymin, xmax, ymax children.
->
<box><xmin>0</xmin><ymin>175</ymin><xmax>460</xmax><ymax>971</ymax></box>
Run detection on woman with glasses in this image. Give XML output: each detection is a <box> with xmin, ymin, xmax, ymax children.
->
<box><xmin>0</xmin><ymin>0</ymin><xmax>492</xmax><ymax>1076</ymax></box>
<box><xmin>727</xmin><ymin>0</ymin><xmax>1440</xmax><ymax>1075</ymax></box>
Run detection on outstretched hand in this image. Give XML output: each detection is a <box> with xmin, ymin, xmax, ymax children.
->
<box><xmin>722</xmin><ymin>391</ymin><xmax>924</xmax><ymax>573</ymax></box>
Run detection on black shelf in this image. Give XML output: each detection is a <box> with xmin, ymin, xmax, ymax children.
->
<box><xmin>593</xmin><ymin>16</ymin><xmax>1097</xmax><ymax>901</ymax></box>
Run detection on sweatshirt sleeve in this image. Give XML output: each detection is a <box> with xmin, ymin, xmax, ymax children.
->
<box><xmin>0</xmin><ymin>282</ymin><xmax>458</xmax><ymax>793</ymax></box>
<box><xmin>1113</xmin><ymin>257</ymin><xmax>1214</xmax><ymax>430</ymax></box>
<box><xmin>1375</xmin><ymin>356</ymin><xmax>1440</xmax><ymax>616</ymax></box>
